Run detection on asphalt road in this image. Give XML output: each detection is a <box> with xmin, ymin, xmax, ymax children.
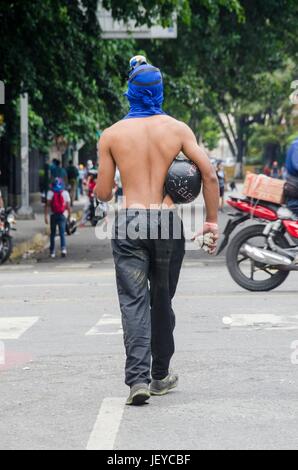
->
<box><xmin>1</xmin><ymin>218</ymin><xmax>298</xmax><ymax>450</ymax></box>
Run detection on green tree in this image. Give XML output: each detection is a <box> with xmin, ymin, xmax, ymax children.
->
<box><xmin>0</xmin><ymin>0</ymin><xmax>243</xmax><ymax>149</ymax></box>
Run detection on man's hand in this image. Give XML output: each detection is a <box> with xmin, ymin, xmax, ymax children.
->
<box><xmin>192</xmin><ymin>222</ymin><xmax>219</xmax><ymax>255</ymax></box>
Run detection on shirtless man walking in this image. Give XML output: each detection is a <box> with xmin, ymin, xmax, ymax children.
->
<box><xmin>95</xmin><ymin>58</ymin><xmax>219</xmax><ymax>406</ymax></box>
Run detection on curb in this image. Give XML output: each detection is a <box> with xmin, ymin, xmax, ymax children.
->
<box><xmin>11</xmin><ymin>232</ymin><xmax>49</xmax><ymax>262</ymax></box>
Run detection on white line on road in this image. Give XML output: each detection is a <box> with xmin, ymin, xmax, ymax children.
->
<box><xmin>86</xmin><ymin>315</ymin><xmax>122</xmax><ymax>336</ymax></box>
<box><xmin>55</xmin><ymin>264</ymin><xmax>92</xmax><ymax>269</ymax></box>
<box><xmin>0</xmin><ymin>298</ymin><xmax>117</xmax><ymax>305</ymax></box>
<box><xmin>176</xmin><ymin>292</ymin><xmax>298</xmax><ymax>299</ymax></box>
<box><xmin>86</xmin><ymin>398</ymin><xmax>125</xmax><ymax>450</ymax></box>
<box><xmin>223</xmin><ymin>314</ymin><xmax>298</xmax><ymax>330</ymax></box>
<box><xmin>0</xmin><ymin>283</ymin><xmax>114</xmax><ymax>289</ymax></box>
<box><xmin>0</xmin><ymin>265</ymin><xmax>35</xmax><ymax>271</ymax></box>
<box><xmin>0</xmin><ymin>317</ymin><xmax>39</xmax><ymax>339</ymax></box>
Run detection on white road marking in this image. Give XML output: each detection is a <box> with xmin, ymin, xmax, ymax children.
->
<box><xmin>222</xmin><ymin>314</ymin><xmax>298</xmax><ymax>330</ymax></box>
<box><xmin>86</xmin><ymin>314</ymin><xmax>122</xmax><ymax>336</ymax></box>
<box><xmin>0</xmin><ymin>283</ymin><xmax>114</xmax><ymax>289</ymax></box>
<box><xmin>0</xmin><ymin>317</ymin><xmax>39</xmax><ymax>339</ymax></box>
<box><xmin>0</xmin><ymin>298</ymin><xmax>117</xmax><ymax>305</ymax></box>
<box><xmin>55</xmin><ymin>264</ymin><xmax>92</xmax><ymax>270</ymax></box>
<box><xmin>0</xmin><ymin>265</ymin><xmax>35</xmax><ymax>271</ymax></box>
<box><xmin>86</xmin><ymin>398</ymin><xmax>125</xmax><ymax>450</ymax></box>
<box><xmin>176</xmin><ymin>292</ymin><xmax>297</xmax><ymax>299</ymax></box>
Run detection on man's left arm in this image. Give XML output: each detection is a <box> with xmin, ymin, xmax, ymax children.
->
<box><xmin>95</xmin><ymin>131</ymin><xmax>116</xmax><ymax>202</ymax></box>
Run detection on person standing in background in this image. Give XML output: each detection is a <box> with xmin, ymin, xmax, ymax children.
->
<box><xmin>40</xmin><ymin>157</ymin><xmax>51</xmax><ymax>203</ymax></box>
<box><xmin>87</xmin><ymin>160</ymin><xmax>94</xmax><ymax>172</ymax></box>
<box><xmin>78</xmin><ymin>164</ymin><xmax>85</xmax><ymax>196</ymax></box>
<box><xmin>45</xmin><ymin>178</ymin><xmax>71</xmax><ymax>259</ymax></box>
<box><xmin>66</xmin><ymin>160</ymin><xmax>79</xmax><ymax>206</ymax></box>
<box><xmin>281</xmin><ymin>165</ymin><xmax>288</xmax><ymax>181</ymax></box>
<box><xmin>80</xmin><ymin>171</ymin><xmax>97</xmax><ymax>227</ymax></box>
<box><xmin>50</xmin><ymin>159</ymin><xmax>58</xmax><ymax>179</ymax></box>
<box><xmin>263</xmin><ymin>165</ymin><xmax>271</xmax><ymax>177</ymax></box>
<box><xmin>51</xmin><ymin>160</ymin><xmax>68</xmax><ymax>186</ymax></box>
<box><xmin>271</xmin><ymin>161</ymin><xmax>281</xmax><ymax>179</ymax></box>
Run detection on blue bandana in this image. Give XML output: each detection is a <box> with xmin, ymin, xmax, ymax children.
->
<box><xmin>124</xmin><ymin>64</ymin><xmax>166</xmax><ymax>119</ymax></box>
<box><xmin>52</xmin><ymin>178</ymin><xmax>65</xmax><ymax>193</ymax></box>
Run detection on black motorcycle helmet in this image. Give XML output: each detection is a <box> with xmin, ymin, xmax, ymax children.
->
<box><xmin>66</xmin><ymin>218</ymin><xmax>77</xmax><ymax>236</ymax></box>
<box><xmin>165</xmin><ymin>155</ymin><xmax>202</xmax><ymax>204</ymax></box>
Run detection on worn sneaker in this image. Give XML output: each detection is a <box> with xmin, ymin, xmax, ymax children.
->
<box><xmin>150</xmin><ymin>372</ymin><xmax>179</xmax><ymax>396</ymax></box>
<box><xmin>50</xmin><ymin>253</ymin><xmax>56</xmax><ymax>259</ymax></box>
<box><xmin>61</xmin><ymin>249</ymin><xmax>67</xmax><ymax>258</ymax></box>
<box><xmin>126</xmin><ymin>384</ymin><xmax>151</xmax><ymax>406</ymax></box>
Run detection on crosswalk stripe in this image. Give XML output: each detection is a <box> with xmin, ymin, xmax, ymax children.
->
<box><xmin>86</xmin><ymin>314</ymin><xmax>122</xmax><ymax>336</ymax></box>
<box><xmin>0</xmin><ymin>317</ymin><xmax>39</xmax><ymax>339</ymax></box>
<box><xmin>86</xmin><ymin>398</ymin><xmax>125</xmax><ymax>450</ymax></box>
<box><xmin>222</xmin><ymin>314</ymin><xmax>298</xmax><ymax>330</ymax></box>
<box><xmin>0</xmin><ymin>283</ymin><xmax>114</xmax><ymax>289</ymax></box>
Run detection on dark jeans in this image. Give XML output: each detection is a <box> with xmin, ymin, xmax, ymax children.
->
<box><xmin>112</xmin><ymin>210</ymin><xmax>185</xmax><ymax>387</ymax></box>
<box><xmin>50</xmin><ymin>214</ymin><xmax>66</xmax><ymax>254</ymax></box>
<box><xmin>79</xmin><ymin>179</ymin><xmax>84</xmax><ymax>196</ymax></box>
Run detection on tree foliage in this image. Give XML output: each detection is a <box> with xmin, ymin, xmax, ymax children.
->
<box><xmin>142</xmin><ymin>0</ymin><xmax>298</xmax><ymax>172</ymax></box>
<box><xmin>0</xmin><ymin>0</ymin><xmax>138</xmax><ymax>146</ymax></box>
<box><xmin>1</xmin><ymin>0</ymin><xmax>297</xmax><ymax>171</ymax></box>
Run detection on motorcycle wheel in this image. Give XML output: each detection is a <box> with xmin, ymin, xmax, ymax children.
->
<box><xmin>226</xmin><ymin>224</ymin><xmax>290</xmax><ymax>292</ymax></box>
<box><xmin>0</xmin><ymin>236</ymin><xmax>13</xmax><ymax>264</ymax></box>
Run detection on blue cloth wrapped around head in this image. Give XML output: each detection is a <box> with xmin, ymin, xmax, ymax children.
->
<box><xmin>124</xmin><ymin>64</ymin><xmax>166</xmax><ymax>119</ymax></box>
<box><xmin>52</xmin><ymin>178</ymin><xmax>65</xmax><ymax>193</ymax></box>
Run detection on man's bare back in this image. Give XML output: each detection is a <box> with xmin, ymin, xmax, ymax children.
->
<box><xmin>102</xmin><ymin>115</ymin><xmax>182</xmax><ymax>208</ymax></box>
<box><xmin>96</xmin><ymin>114</ymin><xmax>219</xmax><ymax>222</ymax></box>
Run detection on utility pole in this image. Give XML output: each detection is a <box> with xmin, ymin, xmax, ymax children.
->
<box><xmin>73</xmin><ymin>140</ymin><xmax>85</xmax><ymax>167</ymax></box>
<box><xmin>17</xmin><ymin>93</ymin><xmax>34</xmax><ymax>219</ymax></box>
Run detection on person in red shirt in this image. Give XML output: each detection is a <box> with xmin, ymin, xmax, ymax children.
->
<box><xmin>87</xmin><ymin>173</ymin><xmax>97</xmax><ymax>198</ymax></box>
<box><xmin>80</xmin><ymin>171</ymin><xmax>97</xmax><ymax>226</ymax></box>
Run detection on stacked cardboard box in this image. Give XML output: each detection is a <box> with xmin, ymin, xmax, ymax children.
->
<box><xmin>243</xmin><ymin>173</ymin><xmax>285</xmax><ymax>205</ymax></box>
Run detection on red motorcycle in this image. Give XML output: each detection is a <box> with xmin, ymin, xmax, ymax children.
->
<box><xmin>217</xmin><ymin>196</ymin><xmax>298</xmax><ymax>291</ymax></box>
